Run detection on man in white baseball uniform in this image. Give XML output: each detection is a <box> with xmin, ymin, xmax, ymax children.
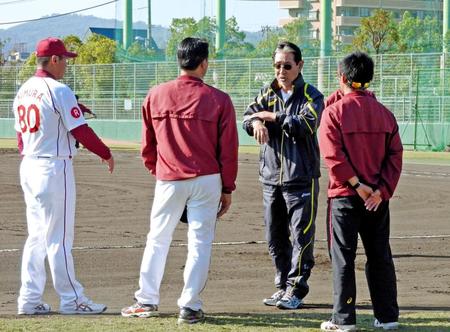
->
<box><xmin>14</xmin><ymin>37</ymin><xmax>114</xmax><ymax>315</ymax></box>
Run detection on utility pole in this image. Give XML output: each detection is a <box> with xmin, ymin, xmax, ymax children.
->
<box><xmin>320</xmin><ymin>0</ymin><xmax>332</xmax><ymax>58</ymax></box>
<box><xmin>444</xmin><ymin>0</ymin><xmax>449</xmax><ymax>53</ymax></box>
<box><xmin>123</xmin><ymin>0</ymin><xmax>133</xmax><ymax>49</ymax></box>
<box><xmin>216</xmin><ymin>0</ymin><xmax>225</xmax><ymax>59</ymax></box>
<box><xmin>147</xmin><ymin>0</ymin><xmax>152</xmax><ymax>48</ymax></box>
<box><xmin>318</xmin><ymin>0</ymin><xmax>332</xmax><ymax>93</ymax></box>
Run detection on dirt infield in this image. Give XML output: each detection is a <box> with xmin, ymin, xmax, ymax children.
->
<box><xmin>0</xmin><ymin>149</ymin><xmax>449</xmax><ymax>316</ymax></box>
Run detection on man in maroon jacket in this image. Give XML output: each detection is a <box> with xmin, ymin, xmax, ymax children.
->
<box><xmin>121</xmin><ymin>37</ymin><xmax>239</xmax><ymax>324</ymax></box>
<box><xmin>319</xmin><ymin>52</ymin><xmax>403</xmax><ymax>331</ymax></box>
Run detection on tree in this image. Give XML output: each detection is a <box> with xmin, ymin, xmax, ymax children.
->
<box><xmin>76</xmin><ymin>34</ymin><xmax>116</xmax><ymax>64</ymax></box>
<box><xmin>397</xmin><ymin>11</ymin><xmax>442</xmax><ymax>53</ymax></box>
<box><xmin>165</xmin><ymin>18</ymin><xmax>200</xmax><ymax>59</ymax></box>
<box><xmin>63</xmin><ymin>35</ymin><xmax>83</xmax><ymax>54</ymax></box>
<box><xmin>352</xmin><ymin>9</ymin><xmax>399</xmax><ymax>54</ymax></box>
<box><xmin>282</xmin><ymin>18</ymin><xmax>316</xmax><ymax>54</ymax></box>
<box><xmin>23</xmin><ymin>53</ymin><xmax>37</xmax><ymax>67</ymax></box>
<box><xmin>123</xmin><ymin>41</ymin><xmax>160</xmax><ymax>61</ymax></box>
<box><xmin>21</xmin><ymin>34</ymin><xmax>116</xmax><ymax>65</ymax></box>
<box><xmin>72</xmin><ymin>34</ymin><xmax>117</xmax><ymax>98</ymax></box>
<box><xmin>250</xmin><ymin>25</ymin><xmax>282</xmax><ymax>58</ymax></box>
<box><xmin>223</xmin><ymin>16</ymin><xmax>255</xmax><ymax>57</ymax></box>
<box><xmin>251</xmin><ymin>18</ymin><xmax>318</xmax><ymax>58</ymax></box>
<box><xmin>165</xmin><ymin>16</ymin><xmax>252</xmax><ymax>60</ymax></box>
<box><xmin>197</xmin><ymin>16</ymin><xmax>216</xmax><ymax>44</ymax></box>
<box><xmin>0</xmin><ymin>38</ymin><xmax>9</xmax><ymax>65</ymax></box>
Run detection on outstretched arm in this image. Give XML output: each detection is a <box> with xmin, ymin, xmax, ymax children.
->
<box><xmin>71</xmin><ymin>124</ymin><xmax>114</xmax><ymax>173</ymax></box>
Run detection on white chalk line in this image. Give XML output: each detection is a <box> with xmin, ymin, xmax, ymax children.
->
<box><xmin>1</xmin><ymin>235</ymin><xmax>449</xmax><ymax>254</ymax></box>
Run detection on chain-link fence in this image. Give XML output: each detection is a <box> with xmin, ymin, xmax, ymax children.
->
<box><xmin>1</xmin><ymin>52</ymin><xmax>450</xmax><ymax>149</ymax></box>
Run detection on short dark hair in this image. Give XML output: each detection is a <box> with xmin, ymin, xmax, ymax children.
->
<box><xmin>339</xmin><ymin>52</ymin><xmax>374</xmax><ymax>89</ymax></box>
<box><xmin>272</xmin><ymin>41</ymin><xmax>302</xmax><ymax>64</ymax></box>
<box><xmin>177</xmin><ymin>37</ymin><xmax>209</xmax><ymax>70</ymax></box>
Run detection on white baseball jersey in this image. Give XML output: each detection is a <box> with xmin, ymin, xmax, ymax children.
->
<box><xmin>13</xmin><ymin>76</ymin><xmax>86</xmax><ymax>157</ymax></box>
<box><xmin>16</xmin><ymin>73</ymin><xmax>92</xmax><ymax>313</ymax></box>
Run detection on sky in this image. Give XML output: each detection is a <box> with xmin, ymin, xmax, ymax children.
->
<box><xmin>0</xmin><ymin>0</ymin><xmax>286</xmax><ymax>31</ymax></box>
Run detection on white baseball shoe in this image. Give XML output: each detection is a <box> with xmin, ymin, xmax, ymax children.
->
<box><xmin>60</xmin><ymin>300</ymin><xmax>107</xmax><ymax>314</ymax></box>
<box><xmin>121</xmin><ymin>302</ymin><xmax>159</xmax><ymax>318</ymax></box>
<box><xmin>374</xmin><ymin>319</ymin><xmax>399</xmax><ymax>330</ymax></box>
<box><xmin>18</xmin><ymin>303</ymin><xmax>51</xmax><ymax>315</ymax></box>
<box><xmin>263</xmin><ymin>289</ymin><xmax>286</xmax><ymax>306</ymax></box>
<box><xmin>320</xmin><ymin>320</ymin><xmax>357</xmax><ymax>331</ymax></box>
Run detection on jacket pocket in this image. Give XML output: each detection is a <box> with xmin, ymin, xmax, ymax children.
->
<box><xmin>259</xmin><ymin>144</ymin><xmax>266</xmax><ymax>177</ymax></box>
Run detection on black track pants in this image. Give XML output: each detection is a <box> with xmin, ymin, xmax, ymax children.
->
<box><xmin>263</xmin><ymin>180</ymin><xmax>319</xmax><ymax>298</ymax></box>
<box><xmin>326</xmin><ymin>196</ymin><xmax>399</xmax><ymax>325</ymax></box>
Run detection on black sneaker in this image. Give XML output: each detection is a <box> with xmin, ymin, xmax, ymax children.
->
<box><xmin>177</xmin><ymin>307</ymin><xmax>205</xmax><ymax>324</ymax></box>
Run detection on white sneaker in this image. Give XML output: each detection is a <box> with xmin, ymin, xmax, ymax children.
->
<box><xmin>263</xmin><ymin>289</ymin><xmax>286</xmax><ymax>306</ymax></box>
<box><xmin>121</xmin><ymin>302</ymin><xmax>159</xmax><ymax>318</ymax></box>
<box><xmin>60</xmin><ymin>300</ymin><xmax>107</xmax><ymax>314</ymax></box>
<box><xmin>276</xmin><ymin>293</ymin><xmax>303</xmax><ymax>309</ymax></box>
<box><xmin>18</xmin><ymin>303</ymin><xmax>51</xmax><ymax>315</ymax></box>
<box><xmin>374</xmin><ymin>319</ymin><xmax>399</xmax><ymax>330</ymax></box>
<box><xmin>320</xmin><ymin>320</ymin><xmax>357</xmax><ymax>331</ymax></box>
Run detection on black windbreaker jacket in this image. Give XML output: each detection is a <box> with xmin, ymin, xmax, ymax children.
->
<box><xmin>243</xmin><ymin>75</ymin><xmax>324</xmax><ymax>186</ymax></box>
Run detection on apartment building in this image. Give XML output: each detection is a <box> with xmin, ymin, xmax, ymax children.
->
<box><xmin>279</xmin><ymin>0</ymin><xmax>442</xmax><ymax>44</ymax></box>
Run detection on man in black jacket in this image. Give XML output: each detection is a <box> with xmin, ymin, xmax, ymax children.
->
<box><xmin>243</xmin><ymin>41</ymin><xmax>324</xmax><ymax>310</ymax></box>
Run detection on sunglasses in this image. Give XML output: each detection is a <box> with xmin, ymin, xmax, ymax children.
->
<box><xmin>273</xmin><ymin>63</ymin><xmax>293</xmax><ymax>70</ymax></box>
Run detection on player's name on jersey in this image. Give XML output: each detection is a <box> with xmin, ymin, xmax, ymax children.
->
<box><xmin>16</xmin><ymin>88</ymin><xmax>45</xmax><ymax>102</ymax></box>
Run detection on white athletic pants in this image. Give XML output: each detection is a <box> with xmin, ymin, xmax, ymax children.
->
<box><xmin>18</xmin><ymin>157</ymin><xmax>87</xmax><ymax>312</ymax></box>
<box><xmin>135</xmin><ymin>173</ymin><xmax>222</xmax><ymax>311</ymax></box>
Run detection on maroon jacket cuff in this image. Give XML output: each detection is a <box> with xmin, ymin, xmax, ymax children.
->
<box><xmin>71</xmin><ymin>124</ymin><xmax>111</xmax><ymax>160</ymax></box>
<box><xmin>17</xmin><ymin>132</ymin><xmax>23</xmax><ymax>154</ymax></box>
<box><xmin>378</xmin><ymin>185</ymin><xmax>391</xmax><ymax>201</ymax></box>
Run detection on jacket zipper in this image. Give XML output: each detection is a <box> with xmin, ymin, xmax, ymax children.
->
<box><xmin>270</xmin><ymin>88</ymin><xmax>288</xmax><ymax>185</ymax></box>
<box><xmin>279</xmin><ymin>133</ymin><xmax>284</xmax><ymax>184</ymax></box>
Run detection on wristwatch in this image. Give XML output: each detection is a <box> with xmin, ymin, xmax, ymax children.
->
<box><xmin>351</xmin><ymin>182</ymin><xmax>361</xmax><ymax>190</ymax></box>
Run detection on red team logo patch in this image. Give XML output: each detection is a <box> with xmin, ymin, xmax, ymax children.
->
<box><xmin>71</xmin><ymin>107</ymin><xmax>81</xmax><ymax>118</ymax></box>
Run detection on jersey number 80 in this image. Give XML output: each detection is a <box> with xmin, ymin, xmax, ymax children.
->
<box><xmin>18</xmin><ymin>104</ymin><xmax>40</xmax><ymax>133</ymax></box>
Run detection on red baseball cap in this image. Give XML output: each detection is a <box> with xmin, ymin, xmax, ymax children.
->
<box><xmin>36</xmin><ymin>37</ymin><xmax>77</xmax><ymax>58</ymax></box>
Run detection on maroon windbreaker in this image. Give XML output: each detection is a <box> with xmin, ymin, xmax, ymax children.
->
<box><xmin>141</xmin><ymin>75</ymin><xmax>239</xmax><ymax>194</ymax></box>
<box><xmin>319</xmin><ymin>90</ymin><xmax>403</xmax><ymax>200</ymax></box>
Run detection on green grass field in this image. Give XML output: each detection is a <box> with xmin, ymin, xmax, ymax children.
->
<box><xmin>0</xmin><ymin>311</ymin><xmax>449</xmax><ymax>331</ymax></box>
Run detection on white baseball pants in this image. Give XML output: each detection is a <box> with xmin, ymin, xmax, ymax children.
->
<box><xmin>135</xmin><ymin>173</ymin><xmax>221</xmax><ymax>311</ymax></box>
<box><xmin>18</xmin><ymin>157</ymin><xmax>88</xmax><ymax>312</ymax></box>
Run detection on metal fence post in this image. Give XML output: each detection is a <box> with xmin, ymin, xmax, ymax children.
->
<box><xmin>328</xmin><ymin>57</ymin><xmax>331</xmax><ymax>93</ymax></box>
<box><xmin>224</xmin><ymin>59</ymin><xmax>227</xmax><ymax>91</ymax></box>
<box><xmin>402</xmin><ymin>96</ymin><xmax>405</xmax><ymax>121</ymax></box>
<box><xmin>414</xmin><ymin>70</ymin><xmax>420</xmax><ymax>151</ymax></box>
<box><xmin>133</xmin><ymin>63</ymin><xmax>137</xmax><ymax>120</ymax></box>
<box><xmin>379</xmin><ymin>54</ymin><xmax>383</xmax><ymax>100</ymax></box>
<box><xmin>92</xmin><ymin>65</ymin><xmax>96</xmax><ymax>114</ymax></box>
<box><xmin>248</xmin><ymin>59</ymin><xmax>252</xmax><ymax>103</ymax></box>
<box><xmin>113</xmin><ymin>63</ymin><xmax>116</xmax><ymax>120</ymax></box>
